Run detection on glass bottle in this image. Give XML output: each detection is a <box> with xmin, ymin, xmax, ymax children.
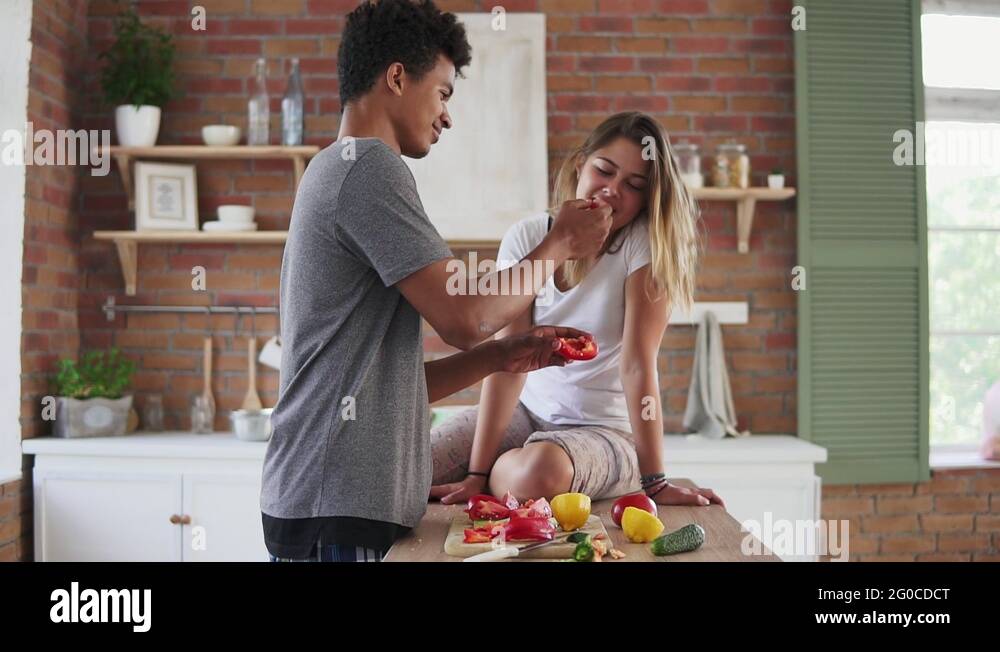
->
<box><xmin>281</xmin><ymin>58</ymin><xmax>305</xmax><ymax>146</ymax></box>
<box><xmin>191</xmin><ymin>395</ymin><xmax>215</xmax><ymax>434</ymax></box>
<box><xmin>142</xmin><ymin>394</ymin><xmax>164</xmax><ymax>432</ymax></box>
<box><xmin>248</xmin><ymin>58</ymin><xmax>270</xmax><ymax>146</ymax></box>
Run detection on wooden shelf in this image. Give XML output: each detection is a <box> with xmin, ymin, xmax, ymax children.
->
<box><xmin>96</xmin><ymin>145</ymin><xmax>320</xmax><ymax>210</ymax></box>
<box><xmin>689</xmin><ymin>187</ymin><xmax>796</xmax><ymax>253</ymax></box>
<box><xmin>93</xmin><ymin>230</ymin><xmax>288</xmax><ymax>296</ymax></box>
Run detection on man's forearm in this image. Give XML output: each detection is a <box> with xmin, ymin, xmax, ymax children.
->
<box><xmin>425</xmin><ymin>341</ymin><xmax>502</xmax><ymax>404</ymax></box>
<box><xmin>453</xmin><ymin>236</ymin><xmax>568</xmax><ymax>343</ymax></box>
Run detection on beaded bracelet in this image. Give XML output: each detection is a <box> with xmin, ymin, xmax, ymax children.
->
<box><xmin>647</xmin><ymin>481</ymin><xmax>669</xmax><ymax>500</ymax></box>
<box><xmin>640</xmin><ymin>471</ymin><xmax>666</xmax><ymax>487</ymax></box>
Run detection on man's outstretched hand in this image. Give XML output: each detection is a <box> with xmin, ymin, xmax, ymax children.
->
<box><xmin>492</xmin><ymin>325</ymin><xmax>592</xmax><ymax>374</ymax></box>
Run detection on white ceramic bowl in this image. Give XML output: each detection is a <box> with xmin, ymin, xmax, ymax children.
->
<box><xmin>202</xmin><ymin>125</ymin><xmax>241</xmax><ymax>146</ymax></box>
<box><xmin>217</xmin><ymin>205</ymin><xmax>255</xmax><ymax>223</ymax></box>
<box><xmin>230</xmin><ymin>408</ymin><xmax>272</xmax><ymax>442</ymax></box>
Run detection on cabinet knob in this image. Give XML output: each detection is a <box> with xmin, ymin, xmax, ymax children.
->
<box><xmin>180</xmin><ymin>514</ymin><xmax>192</xmax><ymax>525</ymax></box>
<box><xmin>169</xmin><ymin>514</ymin><xmax>182</xmax><ymax>524</ymax></box>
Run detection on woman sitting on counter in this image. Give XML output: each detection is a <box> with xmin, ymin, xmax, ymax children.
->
<box><xmin>430</xmin><ymin>112</ymin><xmax>725</xmax><ymax>510</ymax></box>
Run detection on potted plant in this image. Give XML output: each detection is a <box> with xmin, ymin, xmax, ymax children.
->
<box><xmin>52</xmin><ymin>348</ymin><xmax>136</xmax><ymax>438</ymax></box>
<box><xmin>768</xmin><ymin>167</ymin><xmax>786</xmax><ymax>189</ymax></box>
<box><xmin>99</xmin><ymin>3</ymin><xmax>176</xmax><ymax>147</ymax></box>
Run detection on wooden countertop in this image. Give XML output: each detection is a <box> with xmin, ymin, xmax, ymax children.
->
<box><xmin>385</xmin><ymin>479</ymin><xmax>780</xmax><ymax>562</ymax></box>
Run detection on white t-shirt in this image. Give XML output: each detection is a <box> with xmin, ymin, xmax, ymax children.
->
<box><xmin>497</xmin><ymin>213</ymin><xmax>652</xmax><ymax>430</ymax></box>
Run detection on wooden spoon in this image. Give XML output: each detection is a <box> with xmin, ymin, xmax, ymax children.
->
<box><xmin>202</xmin><ymin>337</ymin><xmax>215</xmax><ymax>410</ymax></box>
<box><xmin>242</xmin><ymin>336</ymin><xmax>263</xmax><ymax>411</ymax></box>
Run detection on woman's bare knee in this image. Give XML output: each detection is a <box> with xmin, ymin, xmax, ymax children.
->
<box><xmin>505</xmin><ymin>443</ymin><xmax>573</xmax><ymax>500</ymax></box>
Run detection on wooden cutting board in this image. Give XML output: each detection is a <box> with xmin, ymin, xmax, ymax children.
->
<box><xmin>444</xmin><ymin>514</ymin><xmax>611</xmax><ymax>559</ymax></box>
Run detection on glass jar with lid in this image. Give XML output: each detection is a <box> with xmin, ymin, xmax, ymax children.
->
<box><xmin>673</xmin><ymin>141</ymin><xmax>703</xmax><ymax>189</ymax></box>
<box><xmin>712</xmin><ymin>141</ymin><xmax>750</xmax><ymax>189</ymax></box>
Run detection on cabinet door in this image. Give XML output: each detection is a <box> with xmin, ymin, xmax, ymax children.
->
<box><xmin>691</xmin><ymin>475</ymin><xmax>822</xmax><ymax>562</ymax></box>
<box><xmin>181</xmin><ymin>473</ymin><xmax>267</xmax><ymax>562</ymax></box>
<box><xmin>35</xmin><ymin>470</ymin><xmax>182</xmax><ymax>562</ymax></box>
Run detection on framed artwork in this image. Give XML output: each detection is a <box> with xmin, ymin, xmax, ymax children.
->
<box><xmin>134</xmin><ymin>161</ymin><xmax>199</xmax><ymax>231</ymax></box>
<box><xmin>403</xmin><ymin>13</ymin><xmax>548</xmax><ymax>244</ymax></box>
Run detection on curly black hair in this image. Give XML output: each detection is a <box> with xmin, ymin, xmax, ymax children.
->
<box><xmin>337</xmin><ymin>0</ymin><xmax>472</xmax><ymax>108</ymax></box>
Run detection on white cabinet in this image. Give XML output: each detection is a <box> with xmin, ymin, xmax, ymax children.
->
<box><xmin>35</xmin><ymin>471</ymin><xmax>182</xmax><ymax>562</ymax></box>
<box><xmin>661</xmin><ymin>435</ymin><xmax>827</xmax><ymax>562</ymax></box>
<box><xmin>182</xmin><ymin>473</ymin><xmax>264</xmax><ymax>562</ymax></box>
<box><xmin>24</xmin><ymin>433</ymin><xmax>268</xmax><ymax>562</ymax></box>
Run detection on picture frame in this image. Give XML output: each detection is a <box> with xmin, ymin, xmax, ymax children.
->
<box><xmin>134</xmin><ymin>161</ymin><xmax>199</xmax><ymax>231</ymax></box>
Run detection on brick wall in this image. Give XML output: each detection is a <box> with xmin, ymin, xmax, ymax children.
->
<box><xmin>821</xmin><ymin>469</ymin><xmax>1000</xmax><ymax>562</ymax></box>
<box><xmin>7</xmin><ymin>0</ymin><xmax>994</xmax><ymax>566</ymax></box>
<box><xmin>77</xmin><ymin>0</ymin><xmax>797</xmax><ymax>434</ymax></box>
<box><xmin>1</xmin><ymin>0</ymin><xmax>90</xmax><ymax>562</ymax></box>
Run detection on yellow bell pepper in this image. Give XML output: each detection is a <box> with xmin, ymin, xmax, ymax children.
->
<box><xmin>550</xmin><ymin>492</ymin><xmax>591</xmax><ymax>531</ymax></box>
<box><xmin>622</xmin><ymin>506</ymin><xmax>665</xmax><ymax>543</ymax></box>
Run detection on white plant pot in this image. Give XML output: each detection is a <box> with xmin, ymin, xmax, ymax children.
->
<box><xmin>53</xmin><ymin>395</ymin><xmax>133</xmax><ymax>438</ymax></box>
<box><xmin>767</xmin><ymin>174</ymin><xmax>785</xmax><ymax>189</ymax></box>
<box><xmin>115</xmin><ymin>105</ymin><xmax>161</xmax><ymax>147</ymax></box>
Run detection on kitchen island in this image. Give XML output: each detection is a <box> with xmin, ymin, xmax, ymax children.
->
<box><xmin>385</xmin><ymin>479</ymin><xmax>781</xmax><ymax>562</ymax></box>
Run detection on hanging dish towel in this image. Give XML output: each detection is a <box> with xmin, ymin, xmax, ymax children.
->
<box><xmin>682</xmin><ymin>310</ymin><xmax>750</xmax><ymax>439</ymax></box>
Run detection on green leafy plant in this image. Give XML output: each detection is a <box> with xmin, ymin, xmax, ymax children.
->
<box><xmin>54</xmin><ymin>349</ymin><xmax>136</xmax><ymax>399</ymax></box>
<box><xmin>99</xmin><ymin>2</ymin><xmax>176</xmax><ymax>108</ymax></box>
<box><xmin>770</xmin><ymin>167</ymin><xmax>784</xmax><ymax>175</ymax></box>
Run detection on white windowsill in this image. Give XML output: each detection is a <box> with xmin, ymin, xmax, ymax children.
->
<box><xmin>930</xmin><ymin>444</ymin><xmax>1000</xmax><ymax>470</ymax></box>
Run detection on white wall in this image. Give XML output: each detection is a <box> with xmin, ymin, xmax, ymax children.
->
<box><xmin>403</xmin><ymin>13</ymin><xmax>548</xmax><ymax>242</ymax></box>
<box><xmin>0</xmin><ymin>0</ymin><xmax>32</xmax><ymax>484</ymax></box>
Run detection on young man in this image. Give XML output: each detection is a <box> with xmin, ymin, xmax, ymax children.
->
<box><xmin>261</xmin><ymin>0</ymin><xmax>613</xmax><ymax>562</ymax></box>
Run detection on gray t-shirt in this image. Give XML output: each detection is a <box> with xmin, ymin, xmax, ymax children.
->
<box><xmin>261</xmin><ymin>138</ymin><xmax>452</xmax><ymax>530</ymax></box>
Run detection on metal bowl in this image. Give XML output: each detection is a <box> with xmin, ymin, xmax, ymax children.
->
<box><xmin>230</xmin><ymin>408</ymin><xmax>273</xmax><ymax>442</ymax></box>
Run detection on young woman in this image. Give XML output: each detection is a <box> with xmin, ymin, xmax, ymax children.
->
<box><xmin>429</xmin><ymin>112</ymin><xmax>725</xmax><ymax>509</ymax></box>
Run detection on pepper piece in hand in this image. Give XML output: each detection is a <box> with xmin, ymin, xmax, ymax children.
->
<box><xmin>555</xmin><ymin>335</ymin><xmax>598</xmax><ymax>361</ymax></box>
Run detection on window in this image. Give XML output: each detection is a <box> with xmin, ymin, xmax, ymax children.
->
<box><xmin>922</xmin><ymin>4</ymin><xmax>1000</xmax><ymax>446</ymax></box>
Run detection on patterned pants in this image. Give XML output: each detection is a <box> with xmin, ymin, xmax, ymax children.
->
<box><xmin>268</xmin><ymin>545</ymin><xmax>388</xmax><ymax>562</ymax></box>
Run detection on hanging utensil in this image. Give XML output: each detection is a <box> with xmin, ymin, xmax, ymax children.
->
<box><xmin>242</xmin><ymin>308</ymin><xmax>263</xmax><ymax>411</ymax></box>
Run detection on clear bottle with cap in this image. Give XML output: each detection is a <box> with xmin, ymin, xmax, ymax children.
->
<box><xmin>247</xmin><ymin>58</ymin><xmax>270</xmax><ymax>146</ymax></box>
<box><xmin>281</xmin><ymin>58</ymin><xmax>304</xmax><ymax>146</ymax></box>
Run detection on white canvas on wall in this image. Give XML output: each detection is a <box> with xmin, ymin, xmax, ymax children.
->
<box><xmin>403</xmin><ymin>13</ymin><xmax>548</xmax><ymax>243</ymax></box>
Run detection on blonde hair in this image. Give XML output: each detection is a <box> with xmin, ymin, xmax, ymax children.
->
<box><xmin>551</xmin><ymin>112</ymin><xmax>701</xmax><ymax>310</ymax></box>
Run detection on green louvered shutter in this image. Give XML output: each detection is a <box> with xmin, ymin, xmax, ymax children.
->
<box><xmin>795</xmin><ymin>0</ymin><xmax>930</xmax><ymax>483</ymax></box>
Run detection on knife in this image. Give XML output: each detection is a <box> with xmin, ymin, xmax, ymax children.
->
<box><xmin>463</xmin><ymin>532</ymin><xmax>575</xmax><ymax>562</ymax></box>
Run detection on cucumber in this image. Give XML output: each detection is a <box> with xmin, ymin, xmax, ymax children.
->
<box><xmin>650</xmin><ymin>523</ymin><xmax>705</xmax><ymax>556</ymax></box>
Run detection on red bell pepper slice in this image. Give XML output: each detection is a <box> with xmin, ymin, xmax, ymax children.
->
<box><xmin>464</xmin><ymin>494</ymin><xmax>504</xmax><ymax>513</ymax></box>
<box><xmin>525</xmin><ymin>497</ymin><xmax>553</xmax><ymax>518</ymax></box>
<box><xmin>503</xmin><ymin>516</ymin><xmax>555</xmax><ymax>542</ymax></box>
<box><xmin>501</xmin><ymin>490</ymin><xmax>520</xmax><ymax>510</ymax></box>
<box><xmin>555</xmin><ymin>335</ymin><xmax>598</xmax><ymax>361</ymax></box>
<box><xmin>463</xmin><ymin>529</ymin><xmax>493</xmax><ymax>544</ymax></box>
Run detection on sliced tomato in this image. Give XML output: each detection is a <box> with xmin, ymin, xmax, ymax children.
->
<box><xmin>463</xmin><ymin>529</ymin><xmax>493</xmax><ymax>544</ymax></box>
<box><xmin>468</xmin><ymin>499</ymin><xmax>511</xmax><ymax>522</ymax></box>
<box><xmin>555</xmin><ymin>335</ymin><xmax>598</xmax><ymax>361</ymax></box>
